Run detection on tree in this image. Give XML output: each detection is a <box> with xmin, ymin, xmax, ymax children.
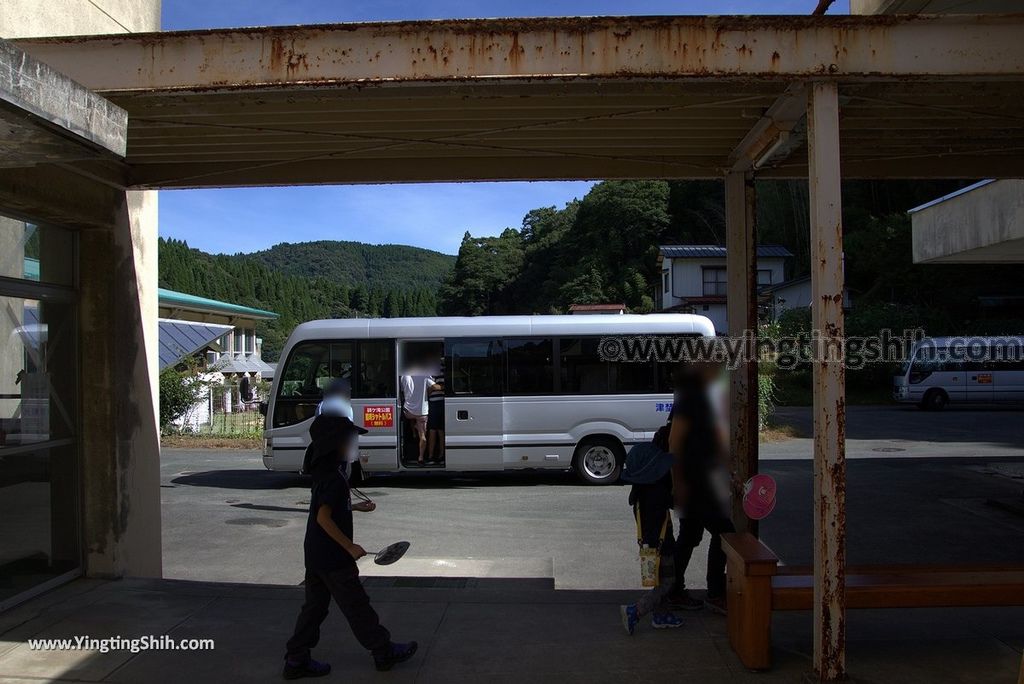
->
<box><xmin>159</xmin><ymin>362</ymin><xmax>208</xmax><ymax>431</ymax></box>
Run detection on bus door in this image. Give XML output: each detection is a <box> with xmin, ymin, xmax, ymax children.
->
<box><xmin>397</xmin><ymin>339</ymin><xmax>444</xmax><ymax>467</ymax></box>
<box><xmin>444</xmin><ymin>338</ymin><xmax>504</xmax><ymax>471</ymax></box>
<box><xmin>352</xmin><ymin>339</ymin><xmax>399</xmax><ymax>473</ymax></box>
<box><xmin>964</xmin><ymin>357</ymin><xmax>994</xmax><ymax>403</ymax></box>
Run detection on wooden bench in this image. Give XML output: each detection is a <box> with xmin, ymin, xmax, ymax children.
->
<box><xmin>722</xmin><ymin>532</ymin><xmax>1024</xmax><ymax>671</ymax></box>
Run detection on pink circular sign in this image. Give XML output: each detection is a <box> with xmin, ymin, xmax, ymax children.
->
<box><xmin>742</xmin><ymin>474</ymin><xmax>778</xmax><ymax>520</ymax></box>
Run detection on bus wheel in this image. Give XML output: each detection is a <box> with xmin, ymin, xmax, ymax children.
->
<box><xmin>573</xmin><ymin>438</ymin><xmax>623</xmax><ymax>485</ymax></box>
<box><xmin>921</xmin><ymin>389</ymin><xmax>948</xmax><ymax>411</ymax></box>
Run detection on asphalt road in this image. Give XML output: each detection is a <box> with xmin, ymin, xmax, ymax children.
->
<box><xmin>160</xmin><ymin>405</ymin><xmax>1024</xmax><ymax>590</ymax></box>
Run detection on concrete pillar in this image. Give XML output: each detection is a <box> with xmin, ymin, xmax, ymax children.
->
<box><xmin>725</xmin><ymin>171</ymin><xmax>759</xmax><ymax>534</ymax></box>
<box><xmin>79</xmin><ymin>190</ymin><xmax>162</xmax><ymax>579</ymax></box>
<box><xmin>807</xmin><ymin>80</ymin><xmax>848</xmax><ymax>682</ymax></box>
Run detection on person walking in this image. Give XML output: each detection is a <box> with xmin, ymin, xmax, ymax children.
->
<box><xmin>282</xmin><ymin>411</ymin><xmax>417</xmax><ymax>679</ymax></box>
<box><xmin>664</xmin><ymin>358</ymin><xmax>735</xmax><ymax>614</ymax></box>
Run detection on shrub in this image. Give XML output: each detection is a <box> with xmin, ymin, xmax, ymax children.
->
<box><xmin>159</xmin><ymin>362</ymin><xmax>208</xmax><ymax>431</ymax></box>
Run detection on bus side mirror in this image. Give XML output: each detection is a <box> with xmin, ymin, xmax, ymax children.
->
<box><xmin>258</xmin><ymin>401</ymin><xmax>268</xmax><ymax>417</ymax></box>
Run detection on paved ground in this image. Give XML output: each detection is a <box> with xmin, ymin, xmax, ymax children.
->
<box><xmin>160</xmin><ymin>404</ymin><xmax>1024</xmax><ymax>588</ymax></box>
<box><xmin>160</xmin><ymin>449</ymin><xmax>690</xmax><ymax>590</ymax></box>
<box><xmin>762</xmin><ymin>405</ymin><xmax>1024</xmax><ymax>460</ymax></box>
<box><xmin>1</xmin><ymin>577</ymin><xmax>1021</xmax><ymax>684</ymax></box>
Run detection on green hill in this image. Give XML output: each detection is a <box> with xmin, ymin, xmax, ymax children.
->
<box><xmin>248</xmin><ymin>240</ymin><xmax>453</xmax><ymax>293</ymax></box>
<box><xmin>158</xmin><ymin>238</ymin><xmax>453</xmax><ymax>361</ymax></box>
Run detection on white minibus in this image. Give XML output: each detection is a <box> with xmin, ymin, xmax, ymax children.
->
<box><xmin>262</xmin><ymin>314</ymin><xmax>714</xmax><ymax>484</ymax></box>
<box><xmin>893</xmin><ymin>336</ymin><xmax>1024</xmax><ymax>410</ymax></box>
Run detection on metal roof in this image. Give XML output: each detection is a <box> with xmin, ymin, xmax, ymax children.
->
<box><xmin>660</xmin><ymin>245</ymin><xmax>793</xmax><ymax>259</ymax></box>
<box><xmin>215</xmin><ymin>354</ymin><xmax>274</xmax><ymax>374</ymax></box>
<box><xmin>158</xmin><ymin>318</ymin><xmax>232</xmax><ymax>370</ymax></box>
<box><xmin>12</xmin><ymin>14</ymin><xmax>1024</xmax><ymax>187</ymax></box>
<box><xmin>158</xmin><ymin>288</ymin><xmax>279</xmax><ymax>320</ymax></box>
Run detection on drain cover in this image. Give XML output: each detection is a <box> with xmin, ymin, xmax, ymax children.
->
<box><xmin>225</xmin><ymin>517</ymin><xmax>288</xmax><ymax>528</ymax></box>
<box><xmin>872</xmin><ymin>447</ymin><xmax>906</xmax><ymax>453</ymax></box>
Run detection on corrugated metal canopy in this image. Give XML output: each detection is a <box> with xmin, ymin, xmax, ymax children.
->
<box><xmin>11</xmin><ymin>14</ymin><xmax>1024</xmax><ymax>187</ymax></box>
<box><xmin>158</xmin><ymin>318</ymin><xmax>232</xmax><ymax>370</ymax></box>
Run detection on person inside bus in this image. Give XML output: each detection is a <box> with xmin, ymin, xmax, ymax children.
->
<box><xmin>400</xmin><ymin>359</ymin><xmax>433</xmax><ymax>465</ymax></box>
<box><xmin>426</xmin><ymin>379</ymin><xmax>445</xmax><ymax>464</ymax></box>
<box><xmin>665</xmin><ymin>356</ymin><xmax>735</xmax><ymax>614</ymax></box>
<box><xmin>283</xmin><ymin>409</ymin><xmax>417</xmax><ymax>678</ymax></box>
<box><xmin>619</xmin><ymin>424</ymin><xmax>685</xmax><ymax>634</ymax></box>
<box><xmin>317</xmin><ymin>378</ymin><xmax>353</xmax><ymax>420</ymax></box>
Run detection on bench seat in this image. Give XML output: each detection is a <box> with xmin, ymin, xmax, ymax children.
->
<box><xmin>721</xmin><ymin>532</ymin><xmax>1024</xmax><ymax>671</ymax></box>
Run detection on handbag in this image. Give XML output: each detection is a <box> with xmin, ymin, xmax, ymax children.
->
<box><xmin>636</xmin><ymin>504</ymin><xmax>670</xmax><ymax>588</ymax></box>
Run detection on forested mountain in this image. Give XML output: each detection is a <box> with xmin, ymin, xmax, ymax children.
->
<box><xmin>248</xmin><ymin>240</ymin><xmax>453</xmax><ymax>293</ymax></box>
<box><xmin>158</xmin><ymin>238</ymin><xmax>452</xmax><ymax>360</ymax></box>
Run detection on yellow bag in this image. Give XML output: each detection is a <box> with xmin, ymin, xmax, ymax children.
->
<box><xmin>636</xmin><ymin>506</ymin><xmax>670</xmax><ymax>588</ymax></box>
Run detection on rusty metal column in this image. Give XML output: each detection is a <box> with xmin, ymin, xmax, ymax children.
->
<box><xmin>725</xmin><ymin>171</ymin><xmax>759</xmax><ymax>535</ymax></box>
<box><xmin>807</xmin><ymin>81</ymin><xmax>847</xmax><ymax>682</ymax></box>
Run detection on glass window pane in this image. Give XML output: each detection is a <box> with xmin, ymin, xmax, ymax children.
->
<box><xmin>507</xmin><ymin>338</ymin><xmax>554</xmax><ymax>395</ymax></box>
<box><xmin>0</xmin><ymin>215</ymin><xmax>74</xmax><ymax>287</ymax></box>
<box><xmin>560</xmin><ymin>337</ymin><xmax>609</xmax><ymax>394</ymax></box>
<box><xmin>356</xmin><ymin>340</ymin><xmax>395</xmax><ymax>398</ymax></box>
<box><xmin>0</xmin><ymin>442</ymin><xmax>81</xmax><ymax>606</ymax></box>
<box><xmin>611</xmin><ymin>358</ymin><xmax>656</xmax><ymax>393</ymax></box>
<box><xmin>0</xmin><ymin>296</ymin><xmax>77</xmax><ymax>449</ymax></box>
<box><xmin>446</xmin><ymin>338</ymin><xmax>503</xmax><ymax>396</ymax></box>
<box><xmin>274</xmin><ymin>341</ymin><xmax>353</xmax><ymax>427</ymax></box>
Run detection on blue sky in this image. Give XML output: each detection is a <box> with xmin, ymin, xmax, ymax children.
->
<box><xmin>158</xmin><ymin>1</ymin><xmax>850</xmax><ymax>256</ymax></box>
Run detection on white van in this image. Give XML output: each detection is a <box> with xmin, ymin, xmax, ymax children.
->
<box><xmin>893</xmin><ymin>336</ymin><xmax>1024</xmax><ymax>410</ymax></box>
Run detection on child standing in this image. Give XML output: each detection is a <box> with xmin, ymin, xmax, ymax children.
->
<box><xmin>282</xmin><ymin>412</ymin><xmax>417</xmax><ymax>679</ymax></box>
<box><xmin>619</xmin><ymin>426</ymin><xmax>685</xmax><ymax>635</ymax></box>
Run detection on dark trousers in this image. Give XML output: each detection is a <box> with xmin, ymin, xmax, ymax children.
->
<box><xmin>674</xmin><ymin>496</ymin><xmax>735</xmax><ymax>597</ymax></box>
<box><xmin>285</xmin><ymin>564</ymin><xmax>391</xmax><ymax>661</ymax></box>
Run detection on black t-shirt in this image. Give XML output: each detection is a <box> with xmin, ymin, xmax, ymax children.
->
<box><xmin>303</xmin><ymin>469</ymin><xmax>355</xmax><ymax>571</ymax></box>
<box><xmin>670</xmin><ymin>381</ymin><xmax>719</xmax><ymax>489</ymax></box>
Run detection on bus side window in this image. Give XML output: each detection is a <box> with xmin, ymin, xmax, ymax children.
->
<box><xmin>446</xmin><ymin>338</ymin><xmax>503</xmax><ymax>396</ymax></box>
<box><xmin>559</xmin><ymin>337</ymin><xmax>609</xmax><ymax>394</ymax></box>
<box><xmin>506</xmin><ymin>338</ymin><xmax>554</xmax><ymax>395</ymax></box>
<box><xmin>356</xmin><ymin>340</ymin><xmax>396</xmax><ymax>398</ymax></box>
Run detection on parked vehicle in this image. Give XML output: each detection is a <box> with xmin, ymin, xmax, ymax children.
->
<box><xmin>262</xmin><ymin>314</ymin><xmax>715</xmax><ymax>484</ymax></box>
<box><xmin>893</xmin><ymin>336</ymin><xmax>1024</xmax><ymax>410</ymax></box>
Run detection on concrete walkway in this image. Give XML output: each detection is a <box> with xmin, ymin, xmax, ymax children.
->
<box><xmin>1</xmin><ymin>576</ymin><xmax>1021</xmax><ymax>683</ymax></box>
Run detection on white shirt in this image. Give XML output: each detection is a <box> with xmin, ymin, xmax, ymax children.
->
<box><xmin>401</xmin><ymin>374</ymin><xmax>433</xmax><ymax>416</ymax></box>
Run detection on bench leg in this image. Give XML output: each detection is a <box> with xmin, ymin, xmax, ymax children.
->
<box><xmin>726</xmin><ymin>560</ymin><xmax>773</xmax><ymax>670</ymax></box>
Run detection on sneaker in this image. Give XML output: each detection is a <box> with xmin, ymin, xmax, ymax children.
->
<box><xmin>665</xmin><ymin>590</ymin><xmax>704</xmax><ymax>611</ymax></box>
<box><xmin>705</xmin><ymin>594</ymin><xmax>727</xmax><ymax>615</ymax></box>
<box><xmin>651</xmin><ymin>612</ymin><xmax>684</xmax><ymax>629</ymax></box>
<box><xmin>620</xmin><ymin>604</ymin><xmax>639</xmax><ymax>636</ymax></box>
<box><xmin>282</xmin><ymin>658</ymin><xmax>331</xmax><ymax>680</ymax></box>
<box><xmin>373</xmin><ymin>641</ymin><xmax>418</xmax><ymax>671</ymax></box>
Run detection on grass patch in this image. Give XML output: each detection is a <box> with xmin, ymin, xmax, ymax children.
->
<box><xmin>161</xmin><ymin>434</ymin><xmax>262</xmax><ymax>449</ymax></box>
<box><xmin>759</xmin><ymin>423</ymin><xmax>802</xmax><ymax>442</ymax></box>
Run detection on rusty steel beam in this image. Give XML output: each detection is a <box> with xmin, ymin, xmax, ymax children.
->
<box><xmin>13</xmin><ymin>15</ymin><xmax>1024</xmax><ymax>94</ymax></box>
<box><xmin>725</xmin><ymin>171</ymin><xmax>759</xmax><ymax>535</ymax></box>
<box><xmin>807</xmin><ymin>80</ymin><xmax>848</xmax><ymax>682</ymax></box>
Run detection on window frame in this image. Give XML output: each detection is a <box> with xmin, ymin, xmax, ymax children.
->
<box><xmin>702</xmin><ymin>266</ymin><xmax>728</xmax><ymax>296</ymax></box>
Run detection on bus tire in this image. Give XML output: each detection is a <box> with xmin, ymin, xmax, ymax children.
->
<box><xmin>920</xmin><ymin>389</ymin><xmax>948</xmax><ymax>411</ymax></box>
<box><xmin>573</xmin><ymin>437</ymin><xmax>624</xmax><ymax>485</ymax></box>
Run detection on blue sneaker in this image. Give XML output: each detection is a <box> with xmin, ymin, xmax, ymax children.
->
<box><xmin>620</xmin><ymin>604</ymin><xmax>639</xmax><ymax>636</ymax></box>
<box><xmin>651</xmin><ymin>612</ymin><xmax>684</xmax><ymax>629</ymax></box>
<box><xmin>282</xmin><ymin>657</ymin><xmax>331</xmax><ymax>680</ymax></box>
